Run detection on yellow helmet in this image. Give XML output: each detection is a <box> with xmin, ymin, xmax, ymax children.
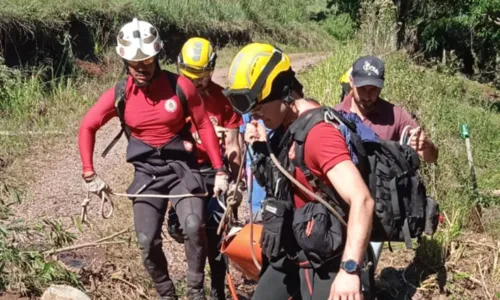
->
<box><xmin>224</xmin><ymin>43</ymin><xmax>295</xmax><ymax>114</ymax></box>
<box><xmin>177</xmin><ymin>37</ymin><xmax>217</xmax><ymax>79</ymax></box>
<box><xmin>339</xmin><ymin>67</ymin><xmax>353</xmax><ymax>84</ymax></box>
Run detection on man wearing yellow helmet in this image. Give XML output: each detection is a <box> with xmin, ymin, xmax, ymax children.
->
<box><xmin>339</xmin><ymin>67</ymin><xmax>352</xmax><ymax>101</ymax></box>
<box><xmin>224</xmin><ymin>43</ymin><xmax>375</xmax><ymax>300</ymax></box>
<box><xmin>168</xmin><ymin>37</ymin><xmax>243</xmax><ymax>300</ymax></box>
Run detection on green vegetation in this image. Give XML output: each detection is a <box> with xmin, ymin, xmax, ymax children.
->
<box><xmin>0</xmin><ymin>0</ymin><xmax>350</xmax><ymax>51</ymax></box>
<box><xmin>0</xmin><ymin>180</ymin><xmax>82</xmax><ymax>296</ymax></box>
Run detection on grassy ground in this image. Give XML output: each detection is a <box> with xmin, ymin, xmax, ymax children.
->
<box><xmin>299</xmin><ymin>41</ymin><xmax>500</xmax><ymax>299</ymax></box>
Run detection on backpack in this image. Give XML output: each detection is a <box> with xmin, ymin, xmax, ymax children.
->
<box><xmin>101</xmin><ymin>71</ymin><xmax>189</xmax><ymax>158</ymax></box>
<box><xmin>288</xmin><ymin>106</ymin><xmax>439</xmax><ymax>249</ymax></box>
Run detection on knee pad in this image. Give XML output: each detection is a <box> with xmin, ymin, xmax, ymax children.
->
<box><xmin>137</xmin><ymin>231</ymin><xmax>161</xmax><ymax>258</ymax></box>
<box><xmin>184</xmin><ymin>213</ymin><xmax>204</xmax><ymax>238</ymax></box>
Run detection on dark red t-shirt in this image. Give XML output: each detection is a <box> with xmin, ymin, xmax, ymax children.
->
<box><xmin>335</xmin><ymin>95</ymin><xmax>418</xmax><ymax>141</ymax></box>
<box><xmin>190</xmin><ymin>82</ymin><xmax>243</xmax><ymax>165</ymax></box>
<box><xmin>78</xmin><ymin>72</ymin><xmax>223</xmax><ymax>173</ymax></box>
<box><xmin>290</xmin><ymin>119</ymin><xmax>351</xmax><ymax>209</ymax></box>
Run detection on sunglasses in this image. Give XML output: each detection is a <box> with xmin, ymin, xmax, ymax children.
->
<box><xmin>126</xmin><ymin>57</ymin><xmax>156</xmax><ymax>67</ymax></box>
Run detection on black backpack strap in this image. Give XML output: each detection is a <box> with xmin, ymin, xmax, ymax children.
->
<box><xmin>164</xmin><ymin>71</ymin><xmax>189</xmax><ymax>118</ymax></box>
<box><xmin>289</xmin><ymin>107</ymin><xmax>346</xmax><ymax>216</ymax></box>
<box><xmin>102</xmin><ymin>78</ymin><xmax>128</xmax><ymax>158</ymax></box>
<box><xmin>290</xmin><ymin>107</ymin><xmax>327</xmax><ymax>184</ymax></box>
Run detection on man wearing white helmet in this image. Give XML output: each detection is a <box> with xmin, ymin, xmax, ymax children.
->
<box><xmin>78</xmin><ymin>18</ymin><xmax>229</xmax><ymax>300</ymax></box>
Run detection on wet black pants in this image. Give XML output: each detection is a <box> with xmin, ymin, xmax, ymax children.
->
<box><xmin>131</xmin><ymin>172</ymin><xmax>207</xmax><ymax>297</ymax></box>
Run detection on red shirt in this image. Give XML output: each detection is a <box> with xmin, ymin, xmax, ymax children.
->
<box><xmin>335</xmin><ymin>95</ymin><xmax>418</xmax><ymax>141</ymax></box>
<box><xmin>190</xmin><ymin>82</ymin><xmax>243</xmax><ymax>165</ymax></box>
<box><xmin>78</xmin><ymin>72</ymin><xmax>223</xmax><ymax>173</ymax></box>
<box><xmin>290</xmin><ymin>120</ymin><xmax>351</xmax><ymax>209</ymax></box>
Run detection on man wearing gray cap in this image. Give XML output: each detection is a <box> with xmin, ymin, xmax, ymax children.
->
<box><xmin>336</xmin><ymin>55</ymin><xmax>439</xmax><ymax>270</ymax></box>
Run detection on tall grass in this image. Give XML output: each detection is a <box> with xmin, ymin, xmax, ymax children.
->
<box><xmin>0</xmin><ymin>0</ymin><xmax>337</xmax><ymax>49</ymax></box>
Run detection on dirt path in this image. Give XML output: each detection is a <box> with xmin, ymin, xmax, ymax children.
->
<box><xmin>7</xmin><ymin>53</ymin><xmax>329</xmax><ymax>298</ymax></box>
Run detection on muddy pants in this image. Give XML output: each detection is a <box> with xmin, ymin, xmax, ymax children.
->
<box><xmin>130</xmin><ymin>171</ymin><xmax>207</xmax><ymax>297</ymax></box>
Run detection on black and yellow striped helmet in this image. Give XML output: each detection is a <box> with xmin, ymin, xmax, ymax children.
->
<box><xmin>177</xmin><ymin>37</ymin><xmax>217</xmax><ymax>79</ymax></box>
<box><xmin>224</xmin><ymin>43</ymin><xmax>295</xmax><ymax>114</ymax></box>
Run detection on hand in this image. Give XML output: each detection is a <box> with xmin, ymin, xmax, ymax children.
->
<box><xmin>82</xmin><ymin>173</ymin><xmax>111</xmax><ymax>196</ymax></box>
<box><xmin>409</xmin><ymin>127</ymin><xmax>430</xmax><ymax>151</ymax></box>
<box><xmin>244</xmin><ymin>121</ymin><xmax>267</xmax><ymax>145</ymax></box>
<box><xmin>329</xmin><ymin>270</ymin><xmax>363</xmax><ymax>300</ymax></box>
<box><xmin>227</xmin><ymin>182</ymin><xmax>244</xmax><ymax>208</ymax></box>
<box><xmin>213</xmin><ymin>172</ymin><xmax>229</xmax><ymax>197</ymax></box>
<box><xmin>214</xmin><ymin>125</ymin><xmax>229</xmax><ymax>140</ymax></box>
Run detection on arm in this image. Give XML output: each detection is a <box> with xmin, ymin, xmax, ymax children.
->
<box><xmin>180</xmin><ymin>77</ymin><xmax>223</xmax><ymax>170</ymax></box>
<box><xmin>78</xmin><ymin>87</ymin><xmax>118</xmax><ymax>175</ymax></box>
<box><xmin>305</xmin><ymin>124</ymin><xmax>374</xmax><ymax>298</ymax></box>
<box><xmin>224</xmin><ymin>128</ymin><xmax>242</xmax><ymax>180</ymax></box>
<box><xmin>326</xmin><ymin>161</ymin><xmax>374</xmax><ymax>266</ymax></box>
<box><xmin>222</xmin><ymin>105</ymin><xmax>244</xmax><ymax>180</ymax></box>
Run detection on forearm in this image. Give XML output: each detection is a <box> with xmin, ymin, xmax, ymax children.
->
<box><xmin>225</xmin><ymin>130</ymin><xmax>242</xmax><ymax>179</ymax></box>
<box><xmin>226</xmin><ymin>145</ymin><xmax>241</xmax><ymax>180</ymax></box>
<box><xmin>342</xmin><ymin>195</ymin><xmax>374</xmax><ymax>263</ymax></box>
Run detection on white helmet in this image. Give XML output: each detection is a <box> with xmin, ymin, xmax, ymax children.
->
<box><xmin>115</xmin><ymin>18</ymin><xmax>163</xmax><ymax>61</ymax></box>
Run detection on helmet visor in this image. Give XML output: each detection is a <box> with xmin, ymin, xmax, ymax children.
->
<box><xmin>224</xmin><ymin>90</ymin><xmax>256</xmax><ymax>115</ymax></box>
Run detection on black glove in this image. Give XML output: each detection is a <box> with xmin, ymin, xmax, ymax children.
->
<box><xmin>260</xmin><ymin>198</ymin><xmax>294</xmax><ymax>259</ymax></box>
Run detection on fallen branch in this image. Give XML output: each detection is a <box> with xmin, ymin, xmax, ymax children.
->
<box><xmin>43</xmin><ymin>241</ymin><xmax>126</xmax><ymax>255</ymax></box>
<box><xmin>42</xmin><ymin>226</ymin><xmax>133</xmax><ymax>255</ymax></box>
<box><xmin>462</xmin><ymin>239</ymin><xmax>496</xmax><ymax>250</ymax></box>
<box><xmin>476</xmin><ymin>259</ymin><xmax>492</xmax><ymax>300</ymax></box>
<box><xmin>112</xmin><ymin>276</ymin><xmax>151</xmax><ymax>300</ymax></box>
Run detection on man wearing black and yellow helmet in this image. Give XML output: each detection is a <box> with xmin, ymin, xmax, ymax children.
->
<box><xmin>167</xmin><ymin>37</ymin><xmax>243</xmax><ymax>300</ymax></box>
<box><xmin>224</xmin><ymin>43</ymin><xmax>375</xmax><ymax>300</ymax></box>
<box><xmin>339</xmin><ymin>67</ymin><xmax>352</xmax><ymax>101</ymax></box>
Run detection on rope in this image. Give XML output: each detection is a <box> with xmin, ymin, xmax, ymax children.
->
<box><xmin>217</xmin><ymin>146</ymin><xmax>247</xmax><ymax>235</ymax></box>
<box><xmin>248</xmin><ymin>171</ymin><xmax>262</xmax><ymax>271</ymax></box>
<box><xmin>268</xmin><ymin>151</ymin><xmax>348</xmax><ymax>227</ymax></box>
<box><xmin>80</xmin><ymin>189</ymin><xmax>208</xmax><ymax>223</ymax></box>
<box><xmin>400</xmin><ymin>125</ymin><xmax>420</xmax><ymax>146</ymax></box>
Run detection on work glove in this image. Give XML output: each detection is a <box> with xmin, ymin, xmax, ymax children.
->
<box><xmin>260</xmin><ymin>198</ymin><xmax>294</xmax><ymax>260</ymax></box>
<box><xmin>226</xmin><ymin>182</ymin><xmax>244</xmax><ymax>209</ymax></box>
<box><xmin>83</xmin><ymin>173</ymin><xmax>111</xmax><ymax>196</ymax></box>
<box><xmin>213</xmin><ymin>172</ymin><xmax>229</xmax><ymax>197</ymax></box>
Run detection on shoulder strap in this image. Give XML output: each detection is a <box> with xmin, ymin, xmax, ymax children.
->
<box><xmin>101</xmin><ymin>78</ymin><xmax>128</xmax><ymax>158</ymax></box>
<box><xmin>290</xmin><ymin>107</ymin><xmax>329</xmax><ymax>183</ymax></box>
<box><xmin>164</xmin><ymin>71</ymin><xmax>189</xmax><ymax>118</ymax></box>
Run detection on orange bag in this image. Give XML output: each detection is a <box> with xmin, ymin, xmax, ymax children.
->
<box><xmin>221</xmin><ymin>223</ymin><xmax>263</xmax><ymax>281</ymax></box>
